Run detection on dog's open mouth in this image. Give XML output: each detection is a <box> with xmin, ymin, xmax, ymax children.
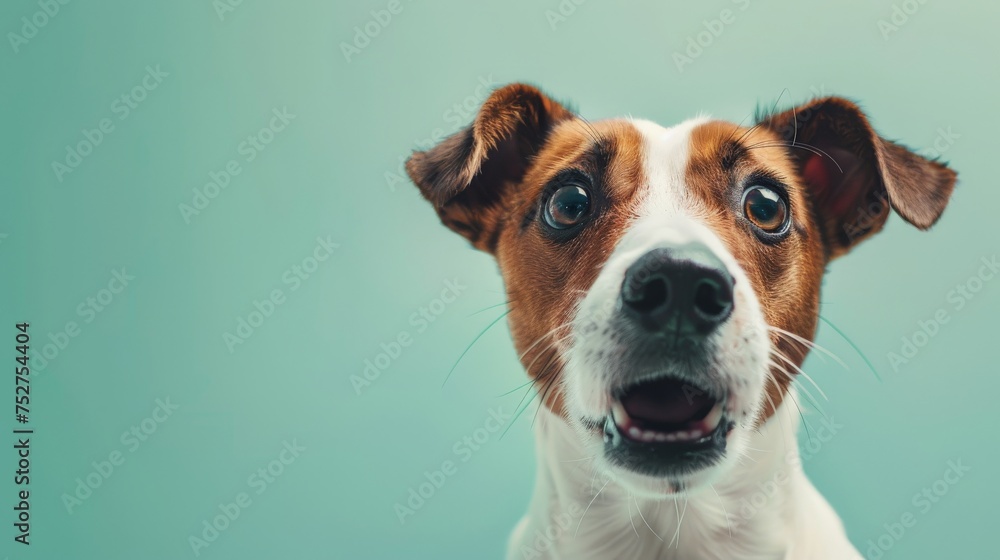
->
<box><xmin>610</xmin><ymin>377</ymin><xmax>724</xmax><ymax>443</ymax></box>
<box><xmin>596</xmin><ymin>376</ymin><xmax>732</xmax><ymax>478</ymax></box>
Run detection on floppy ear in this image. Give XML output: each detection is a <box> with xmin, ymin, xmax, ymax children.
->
<box><xmin>406</xmin><ymin>83</ymin><xmax>574</xmax><ymax>253</ymax></box>
<box><xmin>758</xmin><ymin>97</ymin><xmax>957</xmax><ymax>259</ymax></box>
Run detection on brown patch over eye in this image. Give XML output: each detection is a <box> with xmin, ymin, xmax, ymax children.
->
<box><xmin>686</xmin><ymin>121</ymin><xmax>826</xmax><ymax>424</ymax></box>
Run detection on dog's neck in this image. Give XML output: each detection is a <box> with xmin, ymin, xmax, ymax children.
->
<box><xmin>508</xmin><ymin>396</ymin><xmax>858</xmax><ymax>560</ymax></box>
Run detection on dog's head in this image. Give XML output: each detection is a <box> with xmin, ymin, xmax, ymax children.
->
<box><xmin>407</xmin><ymin>84</ymin><xmax>955</xmax><ymax>496</ymax></box>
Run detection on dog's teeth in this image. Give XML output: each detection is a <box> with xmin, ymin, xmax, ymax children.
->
<box><xmin>611</xmin><ymin>401</ymin><xmax>630</xmax><ymax>429</ymax></box>
<box><xmin>701</xmin><ymin>403</ymin><xmax>724</xmax><ymax>432</ymax></box>
<box><xmin>613</xmin><ymin>400</ymin><xmax>724</xmax><ymax>444</ymax></box>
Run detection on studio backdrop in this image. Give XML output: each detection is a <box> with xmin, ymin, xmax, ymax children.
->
<box><xmin>2</xmin><ymin>1</ymin><xmax>996</xmax><ymax>559</ymax></box>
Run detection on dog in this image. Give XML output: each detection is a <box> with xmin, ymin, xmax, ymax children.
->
<box><xmin>405</xmin><ymin>84</ymin><xmax>956</xmax><ymax>559</ymax></box>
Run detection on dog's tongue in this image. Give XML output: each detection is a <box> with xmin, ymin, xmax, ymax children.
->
<box><xmin>620</xmin><ymin>377</ymin><xmax>713</xmax><ymax>425</ymax></box>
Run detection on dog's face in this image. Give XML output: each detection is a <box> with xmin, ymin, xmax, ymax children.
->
<box><xmin>407</xmin><ymin>84</ymin><xmax>955</xmax><ymax>497</ymax></box>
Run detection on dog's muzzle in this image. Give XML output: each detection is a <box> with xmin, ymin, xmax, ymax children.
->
<box><xmin>600</xmin><ymin>245</ymin><xmax>737</xmax><ymax>478</ymax></box>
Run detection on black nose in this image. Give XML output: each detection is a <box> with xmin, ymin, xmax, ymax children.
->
<box><xmin>620</xmin><ymin>247</ymin><xmax>734</xmax><ymax>335</ymax></box>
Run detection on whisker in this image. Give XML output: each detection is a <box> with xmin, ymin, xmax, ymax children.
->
<box><xmin>501</xmin><ymin>390</ymin><xmax>539</xmax><ymax>441</ymax></box>
<box><xmin>730</xmin><ymin>90</ymin><xmax>788</xmax><ymax>151</ymax></box>
<box><xmin>495</xmin><ymin>378</ymin><xmax>534</xmax><ymax>398</ymax></box>
<box><xmin>790</xmin><ymin>100</ymin><xmax>799</xmax><ymax>147</ymax></box>
<box><xmin>819</xmin><ymin>315</ymin><xmax>882</xmax><ymax>382</ymax></box>
<box><xmin>531</xmin><ymin>362</ymin><xmax>565</xmax><ymax>428</ymax></box>
<box><xmin>770</xmin><ymin>350</ymin><xmax>829</xmax><ymax>401</ymax></box>
<box><xmin>571</xmin><ymin>119</ymin><xmax>601</xmax><ymax>147</ymax></box>
<box><xmin>768</xmin><ymin>328</ymin><xmax>827</xmax><ymax>364</ymax></box>
<box><xmin>501</xmin><ymin>340</ymin><xmax>569</xmax><ymax>440</ymax></box>
<box><xmin>518</xmin><ymin>323</ymin><xmax>572</xmax><ymax>363</ymax></box>
<box><xmin>767</xmin><ymin>325</ymin><xmax>847</xmax><ymax>369</ymax></box>
<box><xmin>787</xmin><ymin>386</ymin><xmax>815</xmax><ymax>444</ymax></box>
<box><xmin>560</xmin><ymin>455</ymin><xmax>596</xmax><ymax>464</ymax></box>
<box><xmin>768</xmin><ymin>360</ymin><xmax>827</xmax><ymax>420</ymax></box>
<box><xmin>678</xmin><ymin>498</ymin><xmax>690</xmax><ymax>547</ymax></box>
<box><xmin>442</xmin><ymin>309</ymin><xmax>511</xmax><ymax>387</ymax></box>
<box><xmin>502</xmin><ymin>375</ymin><xmax>551</xmax><ymax>439</ymax></box>
<box><xmin>760</xmin><ymin>374</ymin><xmax>803</xmax><ymax>448</ymax></box>
<box><xmin>735</xmin><ymin>447</ymin><xmax>759</xmax><ymax>464</ymax></box>
<box><xmin>724</xmin><ymin>113</ymin><xmax>754</xmax><ymax>145</ymax></box>
<box><xmin>668</xmin><ymin>498</ymin><xmax>689</xmax><ymax>548</ymax></box>
<box><xmin>745</xmin><ymin>139</ymin><xmax>827</xmax><ymax>161</ymax></box>
<box><xmin>466</xmin><ymin>300</ymin><xmax>511</xmax><ymax>317</ymax></box>
<box><xmin>710</xmin><ymin>484</ymin><xmax>733</xmax><ymax>539</ymax></box>
<box><xmin>635</xmin><ymin>495</ymin><xmax>664</xmax><ymax>542</ymax></box>
<box><xmin>742</xmin><ymin>446</ymin><xmax>772</xmax><ymax>453</ymax></box>
<box><xmin>744</xmin><ymin>140</ymin><xmax>844</xmax><ymax>174</ymax></box>
<box><xmin>760</xmin><ymin>376</ymin><xmax>781</xmax><ymax>421</ymax></box>
<box><xmin>575</xmin><ymin>477</ymin><xmax>611</xmax><ymax>537</ymax></box>
<box><xmin>627</xmin><ymin>495</ymin><xmax>640</xmax><ymax>538</ymax></box>
<box><xmin>764</xmin><ymin>361</ymin><xmax>812</xmax><ymax>442</ymax></box>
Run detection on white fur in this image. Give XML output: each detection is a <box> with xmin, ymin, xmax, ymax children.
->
<box><xmin>507</xmin><ymin>402</ymin><xmax>861</xmax><ymax>560</ymax></box>
<box><xmin>507</xmin><ymin>119</ymin><xmax>861</xmax><ymax>559</ymax></box>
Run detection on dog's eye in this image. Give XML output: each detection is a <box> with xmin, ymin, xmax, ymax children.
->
<box><xmin>543</xmin><ymin>185</ymin><xmax>591</xmax><ymax>229</ymax></box>
<box><xmin>742</xmin><ymin>185</ymin><xmax>788</xmax><ymax>233</ymax></box>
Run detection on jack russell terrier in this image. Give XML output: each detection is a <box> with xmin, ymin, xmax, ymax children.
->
<box><xmin>406</xmin><ymin>84</ymin><xmax>956</xmax><ymax>559</ymax></box>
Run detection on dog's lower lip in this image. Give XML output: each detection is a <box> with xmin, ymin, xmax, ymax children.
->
<box><xmin>610</xmin><ymin>400</ymin><xmax>724</xmax><ymax>443</ymax></box>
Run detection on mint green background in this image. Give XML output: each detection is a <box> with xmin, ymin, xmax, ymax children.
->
<box><xmin>2</xmin><ymin>1</ymin><xmax>996</xmax><ymax>558</ymax></box>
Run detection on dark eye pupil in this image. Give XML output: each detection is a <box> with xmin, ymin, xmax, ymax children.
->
<box><xmin>750</xmin><ymin>197</ymin><xmax>777</xmax><ymax>221</ymax></box>
<box><xmin>743</xmin><ymin>186</ymin><xmax>787</xmax><ymax>232</ymax></box>
<box><xmin>545</xmin><ymin>185</ymin><xmax>590</xmax><ymax>229</ymax></box>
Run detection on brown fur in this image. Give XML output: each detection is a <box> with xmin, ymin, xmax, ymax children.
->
<box><xmin>407</xmin><ymin>84</ymin><xmax>957</xmax><ymax>423</ymax></box>
<box><xmin>406</xmin><ymin>84</ymin><xmax>575</xmax><ymax>252</ymax></box>
<box><xmin>685</xmin><ymin>122</ymin><xmax>826</xmax><ymax>420</ymax></box>
<box><xmin>756</xmin><ymin>97</ymin><xmax>957</xmax><ymax>259</ymax></box>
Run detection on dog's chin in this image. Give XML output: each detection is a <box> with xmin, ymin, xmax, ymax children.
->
<box><xmin>578</xmin><ymin>413</ymin><xmax>754</xmax><ymax>498</ymax></box>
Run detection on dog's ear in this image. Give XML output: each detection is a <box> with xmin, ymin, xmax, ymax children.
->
<box><xmin>406</xmin><ymin>83</ymin><xmax>574</xmax><ymax>253</ymax></box>
<box><xmin>758</xmin><ymin>97</ymin><xmax>957</xmax><ymax>259</ymax></box>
